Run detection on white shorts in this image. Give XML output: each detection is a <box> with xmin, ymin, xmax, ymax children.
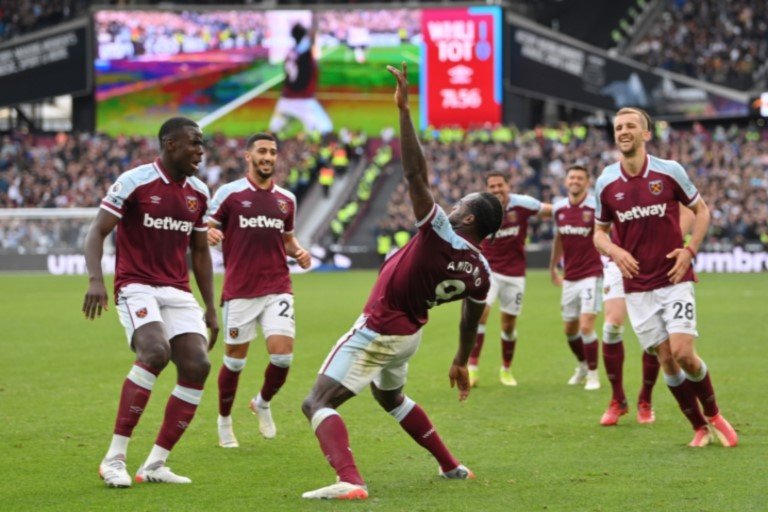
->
<box><xmin>603</xmin><ymin>261</ymin><xmax>625</xmax><ymax>301</ymax></box>
<box><xmin>116</xmin><ymin>283</ymin><xmax>207</xmax><ymax>346</ymax></box>
<box><xmin>269</xmin><ymin>97</ymin><xmax>333</xmax><ymax>134</ymax></box>
<box><xmin>561</xmin><ymin>276</ymin><xmax>603</xmax><ymax>321</ymax></box>
<box><xmin>319</xmin><ymin>316</ymin><xmax>423</xmax><ymax>394</ymax></box>
<box><xmin>486</xmin><ymin>273</ymin><xmax>525</xmax><ymax>315</ymax></box>
<box><xmin>625</xmin><ymin>282</ymin><xmax>698</xmax><ymax>350</ymax></box>
<box><xmin>223</xmin><ymin>294</ymin><xmax>296</xmax><ymax>345</ymax></box>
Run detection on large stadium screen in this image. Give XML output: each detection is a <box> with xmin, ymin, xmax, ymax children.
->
<box><xmin>93</xmin><ymin>6</ymin><xmax>502</xmax><ymax>136</ymax></box>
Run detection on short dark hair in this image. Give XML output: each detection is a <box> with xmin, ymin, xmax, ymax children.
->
<box><xmin>158</xmin><ymin>117</ymin><xmax>199</xmax><ymax>148</ymax></box>
<box><xmin>291</xmin><ymin>23</ymin><xmax>307</xmax><ymax>44</ymax></box>
<box><xmin>485</xmin><ymin>171</ymin><xmax>509</xmax><ymax>184</ymax></box>
<box><xmin>246</xmin><ymin>132</ymin><xmax>278</xmax><ymax>149</ymax></box>
<box><xmin>566</xmin><ymin>164</ymin><xmax>589</xmax><ymax>176</ymax></box>
<box><xmin>466</xmin><ymin>192</ymin><xmax>503</xmax><ymax>240</ymax></box>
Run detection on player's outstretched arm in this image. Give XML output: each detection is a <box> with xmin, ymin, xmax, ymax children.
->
<box><xmin>539</xmin><ymin>202</ymin><xmax>553</xmax><ymax>217</ymax></box>
<box><xmin>83</xmin><ymin>209</ymin><xmax>119</xmax><ymax>320</ymax></box>
<box><xmin>190</xmin><ymin>230</ymin><xmax>219</xmax><ymax>349</ymax></box>
<box><xmin>386</xmin><ymin>62</ymin><xmax>434</xmax><ymax>222</ymax></box>
<box><xmin>449</xmin><ymin>298</ymin><xmax>486</xmax><ymax>401</ymax></box>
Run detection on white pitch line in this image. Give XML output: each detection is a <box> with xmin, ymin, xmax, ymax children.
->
<box><xmin>401</xmin><ymin>50</ymin><xmax>421</xmax><ymax>63</ymax></box>
<box><xmin>197</xmin><ymin>72</ymin><xmax>285</xmax><ymax>129</ymax></box>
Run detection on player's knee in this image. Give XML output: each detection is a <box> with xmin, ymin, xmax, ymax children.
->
<box><xmin>370</xmin><ymin>385</ymin><xmax>403</xmax><ymax>411</ymax></box>
<box><xmin>301</xmin><ymin>395</ymin><xmax>319</xmax><ymax>420</ymax></box>
<box><xmin>386</xmin><ymin>395</ymin><xmax>415</xmax><ymax>420</ymax></box>
<box><xmin>581</xmin><ymin>330</ymin><xmax>598</xmax><ymax>343</ymax></box>
<box><xmin>602</xmin><ymin>323</ymin><xmax>624</xmax><ymax>344</ymax></box>
<box><xmin>180</xmin><ymin>354</ymin><xmax>211</xmax><ymax>384</ymax></box>
<box><xmin>269</xmin><ymin>353</ymin><xmax>293</xmax><ymax>368</ymax></box>
<box><xmin>223</xmin><ymin>355</ymin><xmax>246</xmax><ymax>372</ymax></box>
<box><xmin>136</xmin><ymin>339</ymin><xmax>171</xmax><ymax>371</ymax></box>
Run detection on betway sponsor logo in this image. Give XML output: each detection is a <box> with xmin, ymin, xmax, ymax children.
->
<box><xmin>558</xmin><ymin>225</ymin><xmax>591</xmax><ymax>237</ymax></box>
<box><xmin>615</xmin><ymin>203</ymin><xmax>666</xmax><ymax>223</ymax></box>
<box><xmin>496</xmin><ymin>226</ymin><xmax>520</xmax><ymax>238</ymax></box>
<box><xmin>239</xmin><ymin>215</ymin><xmax>284</xmax><ymax>230</ymax></box>
<box><xmin>143</xmin><ymin>213</ymin><xmax>193</xmax><ymax>233</ymax></box>
<box><xmin>694</xmin><ymin>247</ymin><xmax>768</xmax><ymax>273</ymax></box>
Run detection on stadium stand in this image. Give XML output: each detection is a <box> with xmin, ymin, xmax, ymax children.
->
<box><xmin>627</xmin><ymin>0</ymin><xmax>768</xmax><ymax>90</ymax></box>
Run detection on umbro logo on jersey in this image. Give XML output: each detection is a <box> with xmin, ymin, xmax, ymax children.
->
<box><xmin>614</xmin><ymin>192</ymin><xmax>625</xmax><ymax>200</ymax></box>
<box><xmin>616</xmin><ymin>203</ymin><xmax>667</xmax><ymax>222</ymax></box>
<box><xmin>241</xmin><ymin>201</ymin><xmax>252</xmax><ymax>208</ymax></box>
<box><xmin>150</xmin><ymin>196</ymin><xmax>161</xmax><ymax>204</ymax></box>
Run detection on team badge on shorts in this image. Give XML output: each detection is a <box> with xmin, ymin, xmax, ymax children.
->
<box><xmin>135</xmin><ymin>307</ymin><xmax>148</xmax><ymax>319</ymax></box>
<box><xmin>649</xmin><ymin>180</ymin><xmax>664</xmax><ymax>195</ymax></box>
<box><xmin>229</xmin><ymin>328</ymin><xmax>239</xmax><ymax>339</ymax></box>
<box><xmin>277</xmin><ymin>199</ymin><xmax>289</xmax><ymax>214</ymax></box>
<box><xmin>582</xmin><ymin>210</ymin><xmax>592</xmax><ymax>222</ymax></box>
<box><xmin>186</xmin><ymin>195</ymin><xmax>199</xmax><ymax>212</ymax></box>
<box><xmin>604</xmin><ymin>285</ymin><xmax>610</xmax><ymax>294</ymax></box>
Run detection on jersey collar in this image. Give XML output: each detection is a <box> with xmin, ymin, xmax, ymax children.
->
<box><xmin>619</xmin><ymin>154</ymin><xmax>650</xmax><ymax>181</ymax></box>
<box><xmin>246</xmin><ymin>175</ymin><xmax>275</xmax><ymax>192</ymax></box>
<box><xmin>154</xmin><ymin>158</ymin><xmax>188</xmax><ymax>187</ymax></box>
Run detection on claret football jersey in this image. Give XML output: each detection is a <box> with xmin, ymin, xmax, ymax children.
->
<box><xmin>100</xmin><ymin>159</ymin><xmax>209</xmax><ymax>298</ymax></box>
<box><xmin>480</xmin><ymin>193</ymin><xmax>541</xmax><ymax>277</ymax></box>
<box><xmin>595</xmin><ymin>154</ymin><xmax>698</xmax><ymax>292</ymax></box>
<box><xmin>363</xmin><ymin>205</ymin><xmax>492</xmax><ymax>335</ymax></box>
<box><xmin>207</xmin><ymin>177</ymin><xmax>296</xmax><ymax>301</ymax></box>
<box><xmin>553</xmin><ymin>195</ymin><xmax>603</xmax><ymax>281</ymax></box>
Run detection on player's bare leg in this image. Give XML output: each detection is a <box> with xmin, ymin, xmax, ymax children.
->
<box><xmin>100</xmin><ymin>322</ymin><xmax>169</xmax><ymax>488</ymax></box>
<box><xmin>217</xmin><ymin>341</ymin><xmax>251</xmax><ymax>448</ymax></box>
<box><xmin>579</xmin><ymin>313</ymin><xmax>600</xmax><ymax>390</ymax></box>
<box><xmin>668</xmin><ymin>333</ymin><xmax>737</xmax><ymax>447</ymax></box>
<box><xmin>136</xmin><ymin>332</ymin><xmax>210</xmax><ymax>484</ymax></box>
<box><xmin>499</xmin><ymin>312</ymin><xmax>518</xmax><ymax>386</ymax></box>
<box><xmin>301</xmin><ymin>375</ymin><xmax>367</xmax><ymax>499</ymax></box>
<box><xmin>249</xmin><ymin>335</ymin><xmax>294</xmax><ymax>439</ymax></box>
<box><xmin>468</xmin><ymin>305</ymin><xmax>490</xmax><ymax>386</ymax></box>
<box><xmin>655</xmin><ymin>340</ymin><xmax>712</xmax><ymax>446</ymax></box>
<box><xmin>371</xmin><ymin>384</ymin><xmax>474</xmax><ymax>479</ymax></box>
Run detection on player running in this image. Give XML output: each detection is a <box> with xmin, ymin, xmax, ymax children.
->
<box><xmin>468</xmin><ymin>172</ymin><xmax>552</xmax><ymax>387</ymax></box>
<box><xmin>207</xmin><ymin>132</ymin><xmax>311</xmax><ymax>447</ymax></box>
<box><xmin>594</xmin><ymin>107</ymin><xmax>737</xmax><ymax>447</ymax></box>
<box><xmin>549</xmin><ymin>165</ymin><xmax>603</xmax><ymax>391</ymax></box>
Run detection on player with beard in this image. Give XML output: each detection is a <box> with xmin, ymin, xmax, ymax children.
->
<box><xmin>468</xmin><ymin>172</ymin><xmax>553</xmax><ymax>388</ymax></box>
<box><xmin>549</xmin><ymin>165</ymin><xmax>604</xmax><ymax>392</ymax></box>
<box><xmin>207</xmin><ymin>133</ymin><xmax>311</xmax><ymax>447</ymax></box>
<box><xmin>84</xmin><ymin>117</ymin><xmax>219</xmax><ymax>487</ymax></box>
<box><xmin>594</xmin><ymin>107</ymin><xmax>737</xmax><ymax>447</ymax></box>
<box><xmin>299</xmin><ymin>63</ymin><xmax>502</xmax><ymax>500</ymax></box>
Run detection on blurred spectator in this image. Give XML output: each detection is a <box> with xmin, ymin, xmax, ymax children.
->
<box><xmin>0</xmin><ymin>0</ymin><xmax>87</xmax><ymax>42</ymax></box>
<box><xmin>628</xmin><ymin>0</ymin><xmax>768</xmax><ymax>90</ymax></box>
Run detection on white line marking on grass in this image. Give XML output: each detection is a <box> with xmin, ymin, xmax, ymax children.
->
<box><xmin>197</xmin><ymin>73</ymin><xmax>284</xmax><ymax>129</ymax></box>
<box><xmin>401</xmin><ymin>50</ymin><xmax>421</xmax><ymax>63</ymax></box>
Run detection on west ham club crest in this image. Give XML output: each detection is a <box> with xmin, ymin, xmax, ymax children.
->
<box><xmin>277</xmin><ymin>199</ymin><xmax>289</xmax><ymax>214</ymax></box>
<box><xmin>649</xmin><ymin>180</ymin><xmax>664</xmax><ymax>195</ymax></box>
<box><xmin>186</xmin><ymin>195</ymin><xmax>199</xmax><ymax>212</ymax></box>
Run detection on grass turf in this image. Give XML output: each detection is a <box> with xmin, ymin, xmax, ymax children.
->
<box><xmin>0</xmin><ymin>270</ymin><xmax>765</xmax><ymax>511</ymax></box>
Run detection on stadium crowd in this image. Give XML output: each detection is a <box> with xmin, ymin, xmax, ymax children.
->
<box><xmin>628</xmin><ymin>0</ymin><xmax>768</xmax><ymax>90</ymax></box>
<box><xmin>1</xmin><ymin>122</ymin><xmax>766</xmax><ymax>254</ymax></box>
<box><xmin>381</xmin><ymin>122</ymin><xmax>768</xmax><ymax>251</ymax></box>
<box><xmin>0</xmin><ymin>0</ymin><xmax>86</xmax><ymax>42</ymax></box>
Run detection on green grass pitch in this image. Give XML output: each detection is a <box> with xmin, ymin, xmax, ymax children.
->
<box><xmin>1</xmin><ymin>270</ymin><xmax>766</xmax><ymax>511</ymax></box>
